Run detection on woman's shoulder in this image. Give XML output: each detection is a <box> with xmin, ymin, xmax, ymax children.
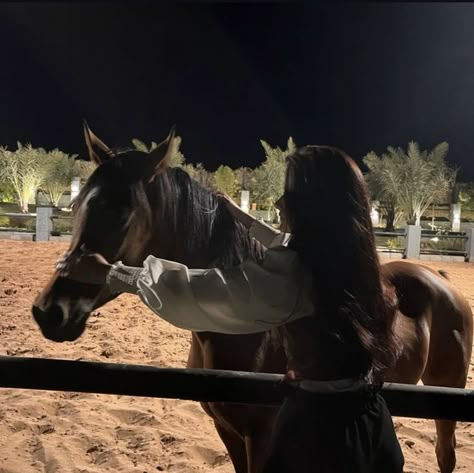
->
<box><xmin>260</xmin><ymin>246</ymin><xmax>304</xmax><ymax>274</ymax></box>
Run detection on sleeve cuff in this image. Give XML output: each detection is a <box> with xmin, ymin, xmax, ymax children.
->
<box><xmin>106</xmin><ymin>262</ymin><xmax>144</xmax><ymax>294</ymax></box>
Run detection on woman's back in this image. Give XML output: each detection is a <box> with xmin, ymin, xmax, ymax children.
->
<box><xmin>280</xmin><ymin>317</ymin><xmax>369</xmax><ymax>381</ymax></box>
<box><xmin>282</xmin><ymin>145</ymin><xmax>400</xmax><ymax>383</ymax></box>
<box><xmin>263</xmin><ymin>145</ymin><xmax>404</xmax><ymax>473</ymax></box>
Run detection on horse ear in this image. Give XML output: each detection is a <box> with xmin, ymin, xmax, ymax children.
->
<box><xmin>147</xmin><ymin>126</ymin><xmax>176</xmax><ymax>177</ymax></box>
<box><xmin>82</xmin><ymin>119</ymin><xmax>114</xmax><ymax>166</ymax></box>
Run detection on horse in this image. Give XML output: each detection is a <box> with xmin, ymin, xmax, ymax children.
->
<box><xmin>32</xmin><ymin>125</ymin><xmax>473</xmax><ymax>473</ymax></box>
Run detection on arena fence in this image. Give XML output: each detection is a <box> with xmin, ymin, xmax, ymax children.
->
<box><xmin>0</xmin><ymin>356</ymin><xmax>473</xmax><ymax>422</ymax></box>
<box><xmin>1</xmin><ymin>207</ymin><xmax>474</xmax><ymax>261</ymax></box>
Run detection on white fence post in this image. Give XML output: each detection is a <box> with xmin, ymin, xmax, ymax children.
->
<box><xmin>403</xmin><ymin>225</ymin><xmax>421</xmax><ymax>259</ymax></box>
<box><xmin>450</xmin><ymin>203</ymin><xmax>461</xmax><ymax>232</ymax></box>
<box><xmin>240</xmin><ymin>190</ymin><xmax>250</xmax><ymax>213</ymax></box>
<box><xmin>70</xmin><ymin>177</ymin><xmax>81</xmax><ymax>204</ymax></box>
<box><xmin>370</xmin><ymin>201</ymin><xmax>380</xmax><ymax>227</ymax></box>
<box><xmin>465</xmin><ymin>228</ymin><xmax>474</xmax><ymax>262</ymax></box>
<box><xmin>36</xmin><ymin>206</ymin><xmax>53</xmax><ymax>242</ymax></box>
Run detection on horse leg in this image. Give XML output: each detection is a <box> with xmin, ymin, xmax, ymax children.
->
<box><xmin>421</xmin><ymin>296</ymin><xmax>472</xmax><ymax>473</ymax></box>
<box><xmin>244</xmin><ymin>434</ymin><xmax>269</xmax><ymax>473</ymax></box>
<box><xmin>421</xmin><ymin>345</ymin><xmax>470</xmax><ymax>473</ymax></box>
<box><xmin>243</xmin><ymin>412</ymin><xmax>277</xmax><ymax>473</ymax></box>
<box><xmin>422</xmin><ymin>362</ymin><xmax>469</xmax><ymax>472</ymax></box>
<box><xmin>214</xmin><ymin>422</ymin><xmax>248</xmax><ymax>473</ymax></box>
<box><xmin>434</xmin><ymin>419</ymin><xmax>457</xmax><ymax>473</ymax></box>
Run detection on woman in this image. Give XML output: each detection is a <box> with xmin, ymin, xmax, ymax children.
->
<box><xmin>59</xmin><ymin>146</ymin><xmax>404</xmax><ymax>472</ymax></box>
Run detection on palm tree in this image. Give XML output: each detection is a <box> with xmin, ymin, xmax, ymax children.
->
<box><xmin>251</xmin><ymin>137</ymin><xmax>296</xmax><ymax>213</ymax></box>
<box><xmin>0</xmin><ymin>143</ymin><xmax>45</xmax><ymax>213</ymax></box>
<box><xmin>363</xmin><ymin>141</ymin><xmax>456</xmax><ymax>228</ymax></box>
<box><xmin>363</xmin><ymin>151</ymin><xmax>404</xmax><ymax>231</ymax></box>
<box><xmin>393</xmin><ymin>141</ymin><xmax>456</xmax><ymax>225</ymax></box>
<box><xmin>40</xmin><ymin>149</ymin><xmax>79</xmax><ymax>207</ymax></box>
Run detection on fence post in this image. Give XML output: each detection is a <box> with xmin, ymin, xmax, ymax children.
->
<box><xmin>240</xmin><ymin>190</ymin><xmax>250</xmax><ymax>213</ymax></box>
<box><xmin>450</xmin><ymin>203</ymin><xmax>461</xmax><ymax>232</ymax></box>
<box><xmin>465</xmin><ymin>228</ymin><xmax>474</xmax><ymax>262</ymax></box>
<box><xmin>370</xmin><ymin>201</ymin><xmax>380</xmax><ymax>227</ymax></box>
<box><xmin>35</xmin><ymin>206</ymin><xmax>53</xmax><ymax>242</ymax></box>
<box><xmin>70</xmin><ymin>177</ymin><xmax>81</xmax><ymax>204</ymax></box>
<box><xmin>403</xmin><ymin>225</ymin><xmax>421</xmax><ymax>259</ymax></box>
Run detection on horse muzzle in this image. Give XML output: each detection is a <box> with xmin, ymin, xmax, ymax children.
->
<box><xmin>32</xmin><ymin>301</ymin><xmax>89</xmax><ymax>342</ymax></box>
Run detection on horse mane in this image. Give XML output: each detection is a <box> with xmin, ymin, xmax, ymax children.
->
<box><xmin>125</xmin><ymin>166</ymin><xmax>265</xmax><ymax>268</ymax></box>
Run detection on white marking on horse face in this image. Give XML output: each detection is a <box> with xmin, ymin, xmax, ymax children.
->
<box><xmin>70</xmin><ymin>186</ymin><xmax>100</xmax><ymax>248</ymax></box>
<box><xmin>74</xmin><ymin>186</ymin><xmax>99</xmax><ymax>223</ymax></box>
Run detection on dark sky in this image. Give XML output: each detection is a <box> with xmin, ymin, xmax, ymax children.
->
<box><xmin>1</xmin><ymin>3</ymin><xmax>474</xmax><ymax>179</ymax></box>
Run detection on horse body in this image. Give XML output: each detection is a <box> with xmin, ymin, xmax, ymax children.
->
<box><xmin>384</xmin><ymin>261</ymin><xmax>473</xmax><ymax>473</ymax></box>
<box><xmin>32</xmin><ymin>128</ymin><xmax>472</xmax><ymax>473</ymax></box>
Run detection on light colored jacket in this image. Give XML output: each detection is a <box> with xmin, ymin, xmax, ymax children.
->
<box><xmin>107</xmin><ymin>220</ymin><xmax>313</xmax><ymax>334</ymax></box>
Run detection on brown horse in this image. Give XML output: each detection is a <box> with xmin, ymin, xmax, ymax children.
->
<box><xmin>32</xmin><ymin>126</ymin><xmax>473</xmax><ymax>473</ymax></box>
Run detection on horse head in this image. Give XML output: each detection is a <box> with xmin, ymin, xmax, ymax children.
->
<box><xmin>32</xmin><ymin>122</ymin><xmax>175</xmax><ymax>342</ymax></box>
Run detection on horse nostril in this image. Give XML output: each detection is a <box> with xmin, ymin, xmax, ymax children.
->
<box><xmin>32</xmin><ymin>304</ymin><xmax>65</xmax><ymax>329</ymax></box>
<box><xmin>50</xmin><ymin>304</ymin><xmax>66</xmax><ymax>327</ymax></box>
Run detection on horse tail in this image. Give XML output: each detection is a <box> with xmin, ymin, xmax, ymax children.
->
<box><xmin>438</xmin><ymin>269</ymin><xmax>449</xmax><ymax>280</ymax></box>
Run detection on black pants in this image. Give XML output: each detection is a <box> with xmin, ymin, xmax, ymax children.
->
<box><xmin>263</xmin><ymin>391</ymin><xmax>404</xmax><ymax>473</ymax></box>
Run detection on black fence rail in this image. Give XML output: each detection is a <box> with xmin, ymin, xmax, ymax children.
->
<box><xmin>0</xmin><ymin>356</ymin><xmax>473</xmax><ymax>422</ymax></box>
<box><xmin>50</xmin><ymin>214</ymin><xmax>73</xmax><ymax>236</ymax></box>
<box><xmin>374</xmin><ymin>231</ymin><xmax>406</xmax><ymax>253</ymax></box>
<box><xmin>419</xmin><ymin>233</ymin><xmax>469</xmax><ymax>256</ymax></box>
<box><xmin>0</xmin><ymin>212</ymin><xmax>36</xmax><ymax>233</ymax></box>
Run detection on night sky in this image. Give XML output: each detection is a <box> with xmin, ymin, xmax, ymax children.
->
<box><xmin>1</xmin><ymin>3</ymin><xmax>474</xmax><ymax>179</ymax></box>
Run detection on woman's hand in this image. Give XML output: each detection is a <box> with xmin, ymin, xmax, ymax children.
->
<box><xmin>283</xmin><ymin>370</ymin><xmax>297</xmax><ymax>382</ymax></box>
<box><xmin>216</xmin><ymin>192</ymin><xmax>239</xmax><ymax>217</ymax></box>
<box><xmin>216</xmin><ymin>192</ymin><xmax>240</xmax><ymax>211</ymax></box>
<box><xmin>56</xmin><ymin>248</ymin><xmax>112</xmax><ymax>285</ymax></box>
<box><xmin>216</xmin><ymin>192</ymin><xmax>255</xmax><ymax>228</ymax></box>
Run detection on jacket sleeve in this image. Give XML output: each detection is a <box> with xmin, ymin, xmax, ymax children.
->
<box><xmin>106</xmin><ymin>248</ymin><xmax>313</xmax><ymax>334</ymax></box>
<box><xmin>248</xmin><ymin>219</ymin><xmax>291</xmax><ymax>248</ymax></box>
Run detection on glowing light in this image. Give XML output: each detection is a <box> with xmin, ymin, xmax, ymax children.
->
<box><xmin>240</xmin><ymin>190</ymin><xmax>250</xmax><ymax>213</ymax></box>
<box><xmin>70</xmin><ymin>177</ymin><xmax>81</xmax><ymax>201</ymax></box>
<box><xmin>370</xmin><ymin>203</ymin><xmax>380</xmax><ymax>227</ymax></box>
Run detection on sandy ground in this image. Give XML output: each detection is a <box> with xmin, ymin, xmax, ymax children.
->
<box><xmin>0</xmin><ymin>240</ymin><xmax>473</xmax><ymax>473</ymax></box>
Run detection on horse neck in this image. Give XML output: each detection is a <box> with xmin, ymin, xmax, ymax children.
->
<box><xmin>140</xmin><ymin>169</ymin><xmax>263</xmax><ymax>269</ymax></box>
<box><xmin>143</xmin><ymin>181</ymin><xmax>219</xmax><ymax>267</ymax></box>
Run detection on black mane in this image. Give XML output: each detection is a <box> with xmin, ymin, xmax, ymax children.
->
<box><xmin>149</xmin><ymin>167</ymin><xmax>264</xmax><ymax>268</ymax></box>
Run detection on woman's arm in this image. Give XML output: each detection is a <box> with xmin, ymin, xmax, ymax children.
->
<box><xmin>60</xmin><ymin>249</ymin><xmax>313</xmax><ymax>335</ymax></box>
<box><xmin>219</xmin><ymin>193</ymin><xmax>257</xmax><ymax>228</ymax></box>
<box><xmin>111</xmin><ymin>250</ymin><xmax>312</xmax><ymax>334</ymax></box>
<box><xmin>219</xmin><ymin>194</ymin><xmax>290</xmax><ymax>248</ymax></box>
<box><xmin>248</xmin><ymin>219</ymin><xmax>291</xmax><ymax>248</ymax></box>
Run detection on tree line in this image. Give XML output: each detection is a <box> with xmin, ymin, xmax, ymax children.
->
<box><xmin>0</xmin><ymin>136</ymin><xmax>470</xmax><ymax>230</ymax></box>
<box><xmin>0</xmin><ymin>136</ymin><xmax>294</xmax><ymax>215</ymax></box>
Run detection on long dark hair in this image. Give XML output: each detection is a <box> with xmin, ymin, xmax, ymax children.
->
<box><xmin>284</xmin><ymin>146</ymin><xmax>400</xmax><ymax>381</ymax></box>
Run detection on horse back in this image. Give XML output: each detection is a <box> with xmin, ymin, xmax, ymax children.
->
<box><xmin>381</xmin><ymin>260</ymin><xmax>472</xmax><ymax>321</ymax></box>
<box><xmin>382</xmin><ymin>260</ymin><xmax>473</xmax><ymax>384</ymax></box>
